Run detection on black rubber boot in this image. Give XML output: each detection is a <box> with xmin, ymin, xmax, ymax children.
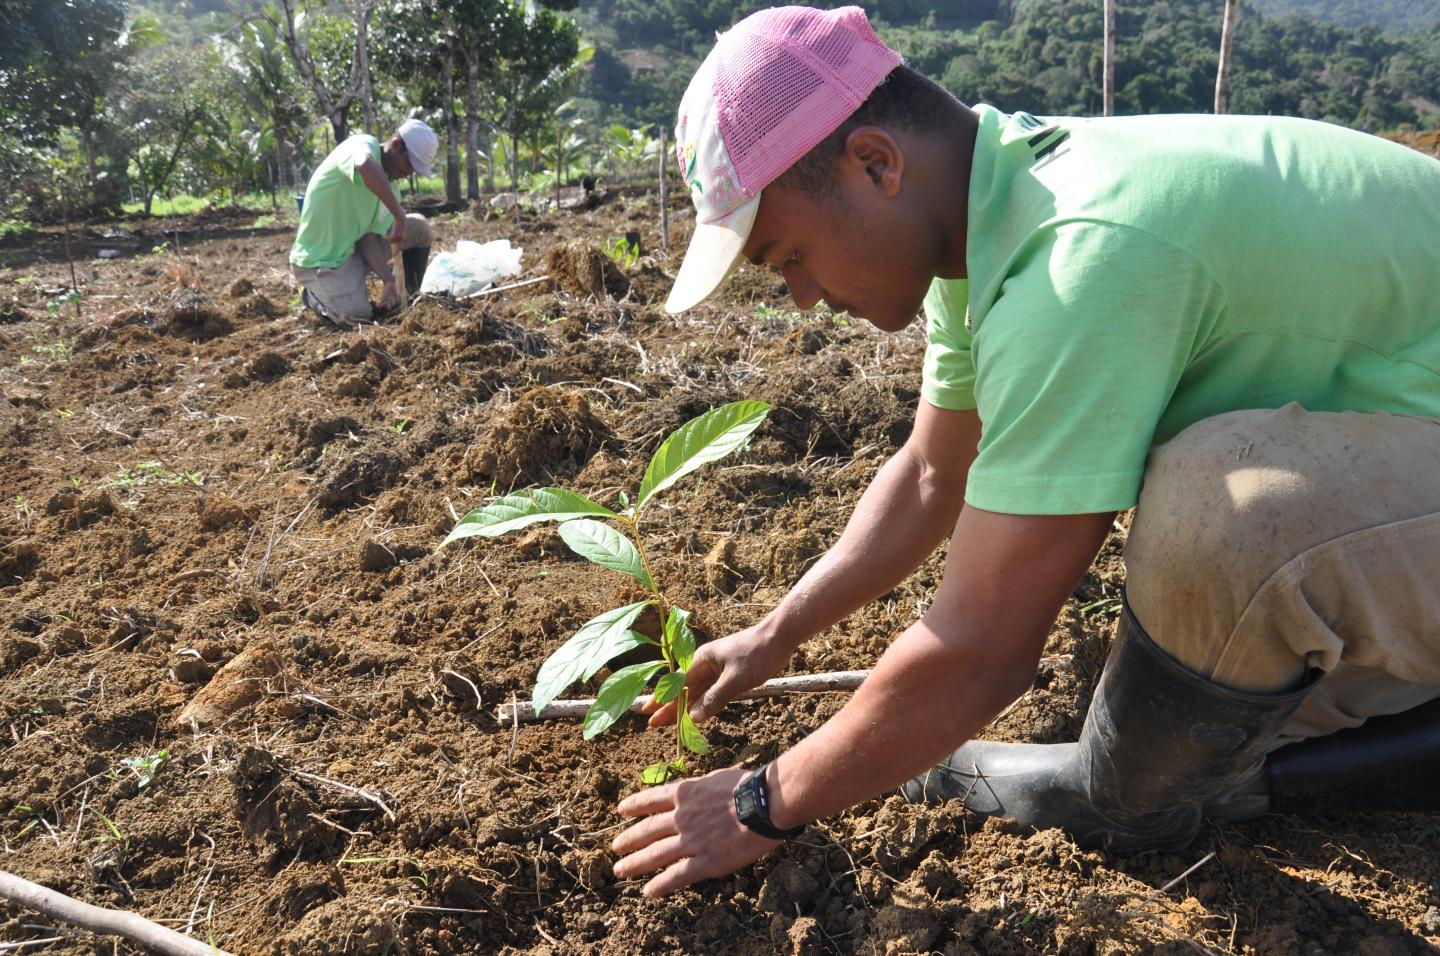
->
<box><xmin>402</xmin><ymin>246</ymin><xmax>429</xmax><ymax>298</ymax></box>
<box><xmin>1266</xmin><ymin>695</ymin><xmax>1440</xmax><ymax>814</ymax></box>
<box><xmin>902</xmin><ymin>599</ymin><xmax>1316</xmax><ymax>850</ymax></box>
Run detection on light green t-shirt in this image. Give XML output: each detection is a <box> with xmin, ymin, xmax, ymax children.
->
<box><xmin>289</xmin><ymin>135</ymin><xmax>395</xmax><ymax>270</ymax></box>
<box><xmin>923</xmin><ymin>105</ymin><xmax>1440</xmax><ymax>515</ymax></box>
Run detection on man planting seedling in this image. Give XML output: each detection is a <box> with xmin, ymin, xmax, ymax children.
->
<box><xmin>609</xmin><ymin>5</ymin><xmax>1440</xmax><ymax>899</ymax></box>
<box><xmin>289</xmin><ymin>119</ymin><xmax>438</xmax><ymax>326</ymax></box>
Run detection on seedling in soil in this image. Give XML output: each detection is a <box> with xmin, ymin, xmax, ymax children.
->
<box><xmin>391</xmin><ymin>419</ymin><xmax>410</xmax><ymax>435</ymax></box>
<box><xmin>603</xmin><ymin>236</ymin><xmax>640</xmax><ymax>270</ymax></box>
<box><xmin>14</xmin><ymin>495</ymin><xmax>32</xmax><ymax>529</ymax></box>
<box><xmin>107</xmin><ymin>460</ymin><xmax>205</xmax><ymax>493</ymax></box>
<box><xmin>44</xmin><ymin>296</ymin><xmax>80</xmax><ymax>319</ymax></box>
<box><xmin>110</xmin><ymin>748</ymin><xmax>169</xmax><ymax>789</ymax></box>
<box><xmin>442</xmin><ymin>401</ymin><xmax>772</xmax><ymax>783</ymax></box>
<box><xmin>31</xmin><ymin>337</ymin><xmax>74</xmax><ymax>359</ymax></box>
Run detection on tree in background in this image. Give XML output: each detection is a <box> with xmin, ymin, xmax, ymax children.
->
<box><xmin>108</xmin><ymin>41</ymin><xmax>225</xmax><ymax>215</ymax></box>
<box><xmin>0</xmin><ymin>0</ymin><xmax>131</xmax><ymax>216</ymax></box>
<box><xmin>270</xmin><ymin>0</ymin><xmax>377</xmax><ymax>143</ymax></box>
<box><xmin>228</xmin><ymin>10</ymin><xmax>311</xmax><ymax>193</ymax></box>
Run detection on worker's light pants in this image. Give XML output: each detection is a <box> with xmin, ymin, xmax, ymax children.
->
<box><xmin>289</xmin><ymin>213</ymin><xmax>432</xmax><ymax>323</ymax></box>
<box><xmin>1126</xmin><ymin>402</ymin><xmax>1440</xmax><ymax>750</ymax></box>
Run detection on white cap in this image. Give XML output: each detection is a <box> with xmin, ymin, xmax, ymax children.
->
<box><xmin>398</xmin><ymin>119</ymin><xmax>438</xmax><ymax>177</ymax></box>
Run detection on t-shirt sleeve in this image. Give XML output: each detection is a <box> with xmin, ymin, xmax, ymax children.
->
<box><xmin>921</xmin><ymin>277</ymin><xmax>978</xmax><ymax>411</ymax></box>
<box><xmin>343</xmin><ymin>138</ymin><xmax>380</xmax><ymax>184</ymax></box>
<box><xmin>964</xmin><ymin>221</ymin><xmax>1225</xmax><ymax>515</ymax></box>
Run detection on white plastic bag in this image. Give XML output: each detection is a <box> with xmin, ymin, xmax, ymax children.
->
<box><xmin>418</xmin><ymin>239</ymin><xmax>524</xmax><ymax>298</ymax></box>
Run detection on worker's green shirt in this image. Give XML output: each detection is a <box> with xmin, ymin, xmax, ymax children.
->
<box><xmin>923</xmin><ymin>105</ymin><xmax>1440</xmax><ymax>515</ymax></box>
<box><xmin>289</xmin><ymin>135</ymin><xmax>394</xmax><ymax>270</ymax></box>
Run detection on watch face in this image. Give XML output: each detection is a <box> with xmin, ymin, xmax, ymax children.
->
<box><xmin>735</xmin><ymin>787</ymin><xmax>759</xmax><ymax>819</ymax></box>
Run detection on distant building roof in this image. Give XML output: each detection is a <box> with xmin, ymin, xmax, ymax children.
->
<box><xmin>619</xmin><ymin>49</ymin><xmax>667</xmax><ymax>75</ymax></box>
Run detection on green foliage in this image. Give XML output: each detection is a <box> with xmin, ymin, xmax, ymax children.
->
<box><xmin>575</xmin><ymin>0</ymin><xmax>1440</xmax><ymax>134</ymax></box>
<box><xmin>442</xmin><ymin>401</ymin><xmax>773</xmax><ymax>780</ymax></box>
<box><xmin>113</xmin><ymin>749</ymin><xmax>170</xmax><ymax>789</ymax></box>
<box><xmin>602</xmin><ymin>235</ymin><xmax>640</xmax><ymax>269</ymax></box>
<box><xmin>1251</xmin><ymin>0</ymin><xmax>1440</xmax><ymax>32</ymax></box>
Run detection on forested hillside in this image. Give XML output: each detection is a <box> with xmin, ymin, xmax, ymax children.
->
<box><xmin>1250</xmin><ymin>0</ymin><xmax>1440</xmax><ymax>32</ymax></box>
<box><xmin>576</xmin><ymin>0</ymin><xmax>1440</xmax><ymax>131</ymax></box>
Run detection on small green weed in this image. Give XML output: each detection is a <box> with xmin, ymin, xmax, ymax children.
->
<box><xmin>92</xmin><ymin>808</ymin><xmax>130</xmax><ymax>854</ymax></box>
<box><xmin>31</xmin><ymin>337</ymin><xmax>75</xmax><ymax>359</ymax></box>
<box><xmin>1079</xmin><ymin>597</ymin><xmax>1122</xmax><ymax>617</ymax></box>
<box><xmin>107</xmin><ymin>461</ymin><xmax>204</xmax><ymax>493</ymax></box>
<box><xmin>391</xmin><ymin>419</ymin><xmax>410</xmax><ymax>435</ymax></box>
<box><xmin>602</xmin><ymin>236</ymin><xmax>640</xmax><ymax>270</ymax></box>
<box><xmin>754</xmin><ymin>303</ymin><xmax>804</xmax><ymax>324</ymax></box>
<box><xmin>111</xmin><ymin>749</ymin><xmax>169</xmax><ymax>789</ymax></box>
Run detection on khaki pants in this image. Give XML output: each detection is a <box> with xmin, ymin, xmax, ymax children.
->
<box><xmin>290</xmin><ymin>214</ymin><xmax>432</xmax><ymax>323</ymax></box>
<box><xmin>1126</xmin><ymin>403</ymin><xmax>1440</xmax><ymax>749</ymax></box>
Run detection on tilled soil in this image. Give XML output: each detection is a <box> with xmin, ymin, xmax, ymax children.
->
<box><xmin>0</xmin><ymin>193</ymin><xmax>1437</xmax><ymax>955</ymax></box>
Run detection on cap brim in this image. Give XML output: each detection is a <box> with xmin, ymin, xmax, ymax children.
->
<box><xmin>664</xmin><ymin>195</ymin><xmax>760</xmax><ymax>313</ymax></box>
<box><xmin>410</xmin><ymin>155</ymin><xmax>434</xmax><ymax>178</ymax></box>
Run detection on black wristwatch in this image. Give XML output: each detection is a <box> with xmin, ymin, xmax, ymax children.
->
<box><xmin>733</xmin><ymin>763</ymin><xmax>806</xmax><ymax>840</ymax></box>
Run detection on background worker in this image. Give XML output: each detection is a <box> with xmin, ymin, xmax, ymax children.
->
<box><xmin>289</xmin><ymin>118</ymin><xmax>438</xmax><ymax>325</ymax></box>
<box><xmin>610</xmin><ymin>5</ymin><xmax>1440</xmax><ymax>898</ymax></box>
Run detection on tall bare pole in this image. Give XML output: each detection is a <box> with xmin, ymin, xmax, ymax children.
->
<box><xmin>1215</xmin><ymin>0</ymin><xmax>1239</xmax><ymax>114</ymax></box>
<box><xmin>659</xmin><ymin>127</ymin><xmax>670</xmax><ymax>253</ymax></box>
<box><xmin>1103</xmin><ymin>0</ymin><xmax>1115</xmax><ymax>117</ymax></box>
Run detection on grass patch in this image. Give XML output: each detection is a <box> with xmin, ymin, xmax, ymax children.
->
<box><xmin>0</xmin><ymin>218</ymin><xmax>33</xmax><ymax>238</ymax></box>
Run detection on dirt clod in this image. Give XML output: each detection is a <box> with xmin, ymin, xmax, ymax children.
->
<box><xmin>546</xmin><ymin>238</ymin><xmax>629</xmax><ymax>297</ymax></box>
<box><xmin>177</xmin><ymin>640</ymin><xmax>286</xmax><ymax>728</ymax></box>
<box><xmin>462</xmin><ymin>386</ymin><xmax>607</xmax><ymax>488</ymax></box>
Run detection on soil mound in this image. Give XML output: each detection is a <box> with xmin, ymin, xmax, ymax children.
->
<box><xmin>165</xmin><ymin>289</ymin><xmax>234</xmax><ymax>340</ymax></box>
<box><xmin>461</xmin><ymin>385</ymin><xmax>609</xmax><ymax>488</ymax></box>
<box><xmin>546</xmin><ymin>239</ymin><xmax>629</xmax><ymax>297</ymax></box>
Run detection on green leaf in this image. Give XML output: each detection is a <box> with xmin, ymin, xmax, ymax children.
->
<box><xmin>636</xmin><ymin>401</ymin><xmax>772</xmax><ymax>511</ymax></box>
<box><xmin>642</xmin><ymin>759</ymin><xmax>685</xmax><ymax>785</ymax></box>
<box><xmin>441</xmin><ymin>488</ymin><xmax>618</xmax><ymax>546</ymax></box>
<box><xmin>558</xmin><ymin>519</ymin><xmax>654</xmax><ymax>590</ymax></box>
<box><xmin>651</xmin><ymin>670</ymin><xmax>685</xmax><ymax>707</ymax></box>
<box><xmin>583</xmin><ymin>661</ymin><xmax>665</xmax><ymax>740</ymax></box>
<box><xmin>664</xmin><ymin>607</ymin><xmax>696</xmax><ymax>670</ymax></box>
<box><xmin>534</xmin><ymin>601</ymin><xmax>654</xmax><ymax>710</ymax></box>
<box><xmin>679</xmin><ymin>708</ymin><xmax>709</xmax><ymax>755</ymax></box>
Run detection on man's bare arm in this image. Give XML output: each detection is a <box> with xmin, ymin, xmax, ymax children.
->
<box><xmin>357</xmin><ymin>156</ymin><xmax>405</xmax><ymax>223</ymax></box>
<box><xmin>766</xmin><ymin>506</ymin><xmax>1116</xmax><ymax>827</ymax></box>
<box><xmin>613</xmin><ymin>506</ymin><xmax>1116</xmax><ymax>897</ymax></box>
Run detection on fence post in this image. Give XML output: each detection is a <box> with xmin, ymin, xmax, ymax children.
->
<box><xmin>659</xmin><ymin>128</ymin><xmax>669</xmax><ymax>253</ymax></box>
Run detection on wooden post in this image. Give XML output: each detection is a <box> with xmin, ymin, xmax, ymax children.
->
<box><xmin>1215</xmin><ymin>0</ymin><xmax>1238</xmax><ymax>114</ymax></box>
<box><xmin>61</xmin><ymin>189</ymin><xmax>81</xmax><ymax>321</ymax></box>
<box><xmin>659</xmin><ymin>127</ymin><xmax>670</xmax><ymax>253</ymax></box>
<box><xmin>390</xmin><ymin>237</ymin><xmax>407</xmax><ymax>309</ymax></box>
<box><xmin>555</xmin><ymin>121</ymin><xmax>562</xmax><ymax>208</ymax></box>
<box><xmin>1103</xmin><ymin>0</ymin><xmax>1115</xmax><ymax>117</ymax></box>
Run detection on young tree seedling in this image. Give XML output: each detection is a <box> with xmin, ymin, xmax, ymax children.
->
<box><xmin>442</xmin><ymin>400</ymin><xmax>771</xmax><ymax>783</ymax></box>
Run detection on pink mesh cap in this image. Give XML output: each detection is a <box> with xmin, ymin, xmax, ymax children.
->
<box><xmin>666</xmin><ymin>6</ymin><xmax>902</xmax><ymax>313</ymax></box>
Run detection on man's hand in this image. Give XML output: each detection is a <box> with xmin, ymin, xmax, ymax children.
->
<box><xmin>386</xmin><ymin>216</ymin><xmax>406</xmax><ymax>247</ymax></box>
<box><xmin>642</xmin><ymin>623</ymin><xmax>795</xmax><ymax>727</ymax></box>
<box><xmin>612</xmin><ymin>767</ymin><xmax>781</xmax><ymax>897</ymax></box>
<box><xmin>379</xmin><ymin>280</ymin><xmax>400</xmax><ymax>309</ymax></box>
